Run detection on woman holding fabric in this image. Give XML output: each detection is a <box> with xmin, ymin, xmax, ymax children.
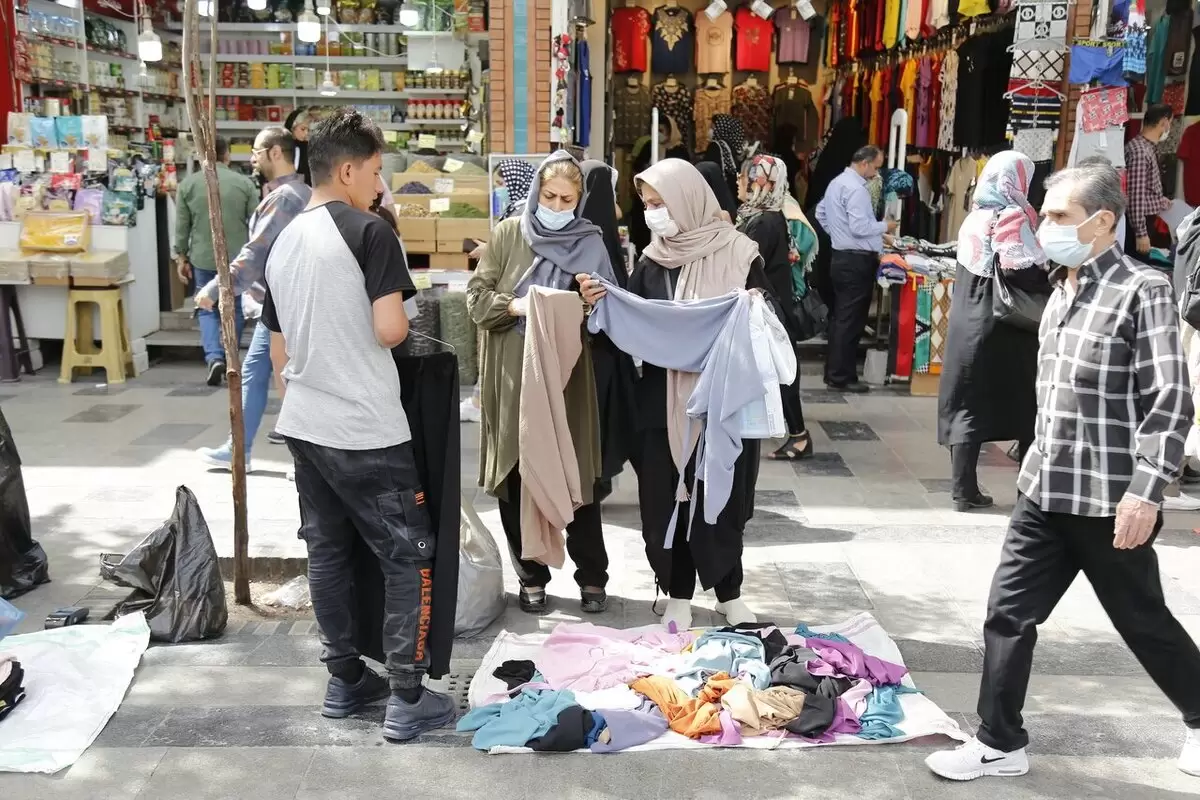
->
<box><xmin>938</xmin><ymin>151</ymin><xmax>1048</xmax><ymax>512</ymax></box>
<box><xmin>466</xmin><ymin>151</ymin><xmax>615</xmax><ymax>615</ymax></box>
<box><xmin>579</xmin><ymin>158</ymin><xmax>767</xmax><ymax>631</ymax></box>
<box><xmin>736</xmin><ymin>154</ymin><xmax>812</xmax><ymax>462</ymax></box>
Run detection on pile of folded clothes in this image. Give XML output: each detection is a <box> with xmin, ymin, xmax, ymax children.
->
<box><xmin>458</xmin><ymin>621</ymin><xmax>918</xmax><ymax>752</ymax></box>
<box><xmin>0</xmin><ymin>654</ymin><xmax>26</xmax><ymax>723</ymax></box>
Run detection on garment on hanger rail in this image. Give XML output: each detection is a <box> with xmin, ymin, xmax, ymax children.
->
<box><xmin>611</xmin><ymin>7</ymin><xmax>652</xmax><ymax>73</ymax></box>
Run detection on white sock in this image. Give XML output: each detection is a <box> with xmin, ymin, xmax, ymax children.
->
<box><xmin>662</xmin><ymin>598</ymin><xmax>692</xmax><ymax>632</ymax></box>
<box><xmin>716</xmin><ymin>598</ymin><xmax>757</xmax><ymax>625</ymax></box>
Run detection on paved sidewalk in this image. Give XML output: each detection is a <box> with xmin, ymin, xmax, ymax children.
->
<box><xmin>3</xmin><ymin>363</ymin><xmax>1200</xmax><ymax>799</ymax></box>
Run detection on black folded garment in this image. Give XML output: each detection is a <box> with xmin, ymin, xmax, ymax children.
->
<box><xmin>0</xmin><ymin>658</ymin><xmax>25</xmax><ymax>723</ymax></box>
<box><xmin>769</xmin><ymin>647</ymin><xmax>854</xmax><ymax>699</ymax></box>
<box><xmin>493</xmin><ymin>659</ymin><xmax>538</xmax><ymax>691</ymax></box>
<box><xmin>782</xmin><ymin>691</ymin><xmax>837</xmax><ymax>737</ymax></box>
<box><xmin>529</xmin><ymin>706</ymin><xmax>595</xmax><ymax>752</ymax></box>
<box><xmin>715</xmin><ymin>623</ymin><xmax>790</xmax><ymax>662</ymax></box>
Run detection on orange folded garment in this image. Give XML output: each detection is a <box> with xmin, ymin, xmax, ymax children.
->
<box><xmin>631</xmin><ymin>672</ymin><xmax>738</xmax><ymax>739</ymax></box>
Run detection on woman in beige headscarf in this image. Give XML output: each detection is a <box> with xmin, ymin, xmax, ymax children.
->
<box><xmin>580</xmin><ymin>158</ymin><xmax>769</xmax><ymax>631</ymax></box>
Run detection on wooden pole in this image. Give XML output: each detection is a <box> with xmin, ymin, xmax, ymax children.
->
<box><xmin>181</xmin><ymin>0</ymin><xmax>252</xmax><ymax>604</ymax></box>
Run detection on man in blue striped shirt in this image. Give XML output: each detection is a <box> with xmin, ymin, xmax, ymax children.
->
<box><xmin>815</xmin><ymin>145</ymin><xmax>896</xmax><ymax>394</ymax></box>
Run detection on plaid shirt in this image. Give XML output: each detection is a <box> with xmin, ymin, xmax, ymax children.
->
<box><xmin>1124</xmin><ymin>134</ymin><xmax>1170</xmax><ymax>237</ymax></box>
<box><xmin>1017</xmin><ymin>245</ymin><xmax>1193</xmax><ymax>516</ymax></box>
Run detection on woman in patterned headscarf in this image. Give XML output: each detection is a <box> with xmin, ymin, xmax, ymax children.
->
<box><xmin>938</xmin><ymin>150</ymin><xmax>1049</xmax><ymax>513</ymax></box>
<box><xmin>736</xmin><ymin>155</ymin><xmax>812</xmax><ymax>462</ymax></box>
<box><xmin>494</xmin><ymin>158</ymin><xmax>538</xmax><ymax>221</ymax></box>
<box><xmin>701</xmin><ymin>114</ymin><xmax>747</xmax><ymax>201</ymax></box>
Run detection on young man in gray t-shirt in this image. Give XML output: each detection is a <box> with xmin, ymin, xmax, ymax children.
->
<box><xmin>261</xmin><ymin>109</ymin><xmax>455</xmax><ymax>743</ymax></box>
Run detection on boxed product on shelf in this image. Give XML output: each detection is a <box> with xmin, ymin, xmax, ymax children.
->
<box><xmin>26</xmin><ymin>252</ymin><xmax>71</xmax><ymax>282</ymax></box>
<box><xmin>0</xmin><ymin>251</ymin><xmax>31</xmax><ymax>283</ymax></box>
<box><xmin>69</xmin><ymin>249</ymin><xmax>130</xmax><ymax>281</ymax></box>
<box><xmin>20</xmin><ymin>211</ymin><xmax>90</xmax><ymax>252</ymax></box>
<box><xmin>394</xmin><ymin>216</ymin><xmax>438</xmax><ymax>243</ymax></box>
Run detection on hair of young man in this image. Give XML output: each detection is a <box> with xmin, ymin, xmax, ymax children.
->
<box><xmin>307</xmin><ymin>109</ymin><xmax>385</xmax><ymax>186</ymax></box>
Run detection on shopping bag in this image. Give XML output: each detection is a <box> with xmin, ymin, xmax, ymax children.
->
<box><xmin>0</xmin><ymin>405</ymin><xmax>48</xmax><ymax>600</ymax></box>
<box><xmin>455</xmin><ymin>495</ymin><xmax>506</xmax><ymax>638</ymax></box>
<box><xmin>99</xmin><ymin>486</ymin><xmax>228</xmax><ymax>642</ymax></box>
<box><xmin>738</xmin><ymin>296</ymin><xmax>787</xmax><ymax>439</ymax></box>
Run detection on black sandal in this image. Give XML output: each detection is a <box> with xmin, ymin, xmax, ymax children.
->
<box><xmin>580</xmin><ymin>589</ymin><xmax>608</xmax><ymax>614</ymax></box>
<box><xmin>767</xmin><ymin>434</ymin><xmax>813</xmax><ymax>461</ymax></box>
<box><xmin>518</xmin><ymin>587</ymin><xmax>548</xmax><ymax>614</ymax></box>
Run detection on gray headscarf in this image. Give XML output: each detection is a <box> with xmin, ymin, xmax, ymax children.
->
<box><xmin>514</xmin><ymin>150</ymin><xmax>616</xmax><ymax>301</ymax></box>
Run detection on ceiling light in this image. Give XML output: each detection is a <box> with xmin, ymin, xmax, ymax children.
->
<box><xmin>198</xmin><ymin>0</ymin><xmax>213</xmax><ymax>17</ymax></box>
<box><xmin>56</xmin><ymin>0</ymin><xmax>78</xmax><ymax>7</ymax></box>
<box><xmin>297</xmin><ymin>2</ymin><xmax>321</xmax><ymax>43</ymax></box>
<box><xmin>248</xmin><ymin>0</ymin><xmax>267</xmax><ymax>10</ymax></box>
<box><xmin>319</xmin><ymin>70</ymin><xmax>338</xmax><ymax>96</ymax></box>
<box><xmin>397</xmin><ymin>2</ymin><xmax>420</xmax><ymax>27</ymax></box>
<box><xmin>750</xmin><ymin>0</ymin><xmax>774</xmax><ymax>18</ymax></box>
<box><xmin>704</xmin><ymin>1</ymin><xmax>726</xmax><ymax>20</ymax></box>
<box><xmin>137</xmin><ymin>20</ymin><xmax>163</xmax><ymax>62</ymax></box>
<box><xmin>316</xmin><ymin>0</ymin><xmax>331</xmax><ymax>15</ymax></box>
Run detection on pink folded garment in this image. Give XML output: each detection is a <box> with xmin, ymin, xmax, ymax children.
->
<box><xmin>805</xmin><ymin>638</ymin><xmax>909</xmax><ymax>687</ymax></box>
<box><xmin>536</xmin><ymin>623</ymin><xmax>696</xmax><ymax>692</ymax></box>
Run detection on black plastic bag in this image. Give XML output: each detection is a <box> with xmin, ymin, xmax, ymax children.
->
<box><xmin>0</xmin><ymin>406</ymin><xmax>49</xmax><ymax>600</ymax></box>
<box><xmin>100</xmin><ymin>486</ymin><xmax>228</xmax><ymax>642</ymax></box>
<box><xmin>789</xmin><ymin>286</ymin><xmax>829</xmax><ymax>343</ymax></box>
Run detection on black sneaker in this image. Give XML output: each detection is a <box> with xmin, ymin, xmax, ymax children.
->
<box><xmin>266</xmin><ymin>430</ymin><xmax>286</xmax><ymax>445</ymax></box>
<box><xmin>382</xmin><ymin>688</ymin><xmax>457</xmax><ymax>743</ymax></box>
<box><xmin>826</xmin><ymin>381</ymin><xmax>870</xmax><ymax>394</ymax></box>
<box><xmin>321</xmin><ymin>666</ymin><xmax>390</xmax><ymax>719</ymax></box>
<box><xmin>1183</xmin><ymin>465</ymin><xmax>1200</xmax><ymax>485</ymax></box>
<box><xmin>954</xmin><ymin>494</ymin><xmax>995</xmax><ymax>512</ymax></box>
<box><xmin>206</xmin><ymin>359</ymin><xmax>225</xmax><ymax>387</ymax></box>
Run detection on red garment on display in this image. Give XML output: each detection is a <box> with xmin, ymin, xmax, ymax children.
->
<box><xmin>734</xmin><ymin>7</ymin><xmax>774</xmax><ymax>72</ymax></box>
<box><xmin>1177</xmin><ymin>123</ymin><xmax>1200</xmax><ymax>206</ymax></box>
<box><xmin>611</xmin><ymin>7</ymin><xmax>652</xmax><ymax>73</ymax></box>
<box><xmin>893</xmin><ymin>276</ymin><xmax>921</xmax><ymax>380</ymax></box>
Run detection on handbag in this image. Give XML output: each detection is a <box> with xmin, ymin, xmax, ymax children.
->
<box><xmin>789</xmin><ymin>286</ymin><xmax>829</xmax><ymax>342</ymax></box>
<box><xmin>991</xmin><ymin>258</ymin><xmax>1048</xmax><ymax>333</ymax></box>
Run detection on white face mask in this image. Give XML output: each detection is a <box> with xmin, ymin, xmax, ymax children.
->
<box><xmin>536</xmin><ymin>203</ymin><xmax>576</xmax><ymax>231</ymax></box>
<box><xmin>644</xmin><ymin>207</ymin><xmax>679</xmax><ymax>237</ymax></box>
<box><xmin>1037</xmin><ymin>212</ymin><xmax>1099</xmax><ymax>268</ymax></box>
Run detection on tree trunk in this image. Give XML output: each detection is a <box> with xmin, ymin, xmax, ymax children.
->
<box><xmin>181</xmin><ymin>1</ymin><xmax>251</xmax><ymax>604</ymax></box>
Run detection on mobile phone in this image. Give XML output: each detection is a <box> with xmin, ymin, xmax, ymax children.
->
<box><xmin>463</xmin><ymin>238</ymin><xmax>477</xmax><ymax>254</ymax></box>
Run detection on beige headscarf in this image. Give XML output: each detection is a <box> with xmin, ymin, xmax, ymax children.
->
<box><xmin>635</xmin><ymin>158</ymin><xmax>760</xmax><ymax>473</ymax></box>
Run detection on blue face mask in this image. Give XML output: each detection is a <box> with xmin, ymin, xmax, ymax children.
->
<box><xmin>536</xmin><ymin>203</ymin><xmax>576</xmax><ymax>231</ymax></box>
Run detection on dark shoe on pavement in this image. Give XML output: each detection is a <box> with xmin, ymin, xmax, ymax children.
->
<box><xmin>580</xmin><ymin>589</ymin><xmax>608</xmax><ymax>614</ymax></box>
<box><xmin>826</xmin><ymin>381</ymin><xmax>870</xmax><ymax>394</ymax></box>
<box><xmin>1183</xmin><ymin>465</ymin><xmax>1200</xmax><ymax>485</ymax></box>
<box><xmin>206</xmin><ymin>359</ymin><xmax>225</xmax><ymax>387</ymax></box>
<box><xmin>518</xmin><ymin>587</ymin><xmax>548</xmax><ymax>614</ymax></box>
<box><xmin>266</xmin><ymin>430</ymin><xmax>286</xmax><ymax>445</ymax></box>
<box><xmin>322</xmin><ymin>665</ymin><xmax>390</xmax><ymax>719</ymax></box>
<box><xmin>954</xmin><ymin>494</ymin><xmax>995</xmax><ymax>513</ymax></box>
<box><xmin>383</xmin><ymin>688</ymin><xmax>457</xmax><ymax>743</ymax></box>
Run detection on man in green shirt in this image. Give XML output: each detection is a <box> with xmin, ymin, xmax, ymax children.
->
<box><xmin>174</xmin><ymin>135</ymin><xmax>259</xmax><ymax>385</ymax></box>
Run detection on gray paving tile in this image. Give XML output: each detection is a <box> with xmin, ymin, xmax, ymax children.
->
<box><xmin>779</xmin><ymin>562</ymin><xmax>875</xmax><ymax>618</ymax></box>
<box><xmin>64</xmin><ymin>403</ymin><xmax>140</xmax><ymax>423</ymax></box>
<box><xmin>129</xmin><ymin>423</ymin><xmax>210</xmax><ymax>446</ymax></box>
<box><xmin>142</xmin><ymin>635</ymin><xmax>270</xmax><ymax>667</ymax></box>
<box><xmin>265</xmin><ymin>398</ymin><xmax>282</xmax><ymax>415</ymax></box>
<box><xmin>92</xmin><ymin>707</ymin><xmax>172</xmax><ymax>747</ymax></box>
<box><xmin>241</xmin><ymin>633</ymin><xmax>324</xmax><ymax>666</ymax></box>
<box><xmin>137</xmin><ymin>747</ymin><xmax>314</xmax><ymax>799</ymax></box>
<box><xmin>166</xmin><ymin>384</ymin><xmax>221</xmax><ymax>397</ymax></box>
<box><xmin>893</xmin><ymin>638</ymin><xmax>985</xmax><ymax>673</ymax></box>
<box><xmin>954</xmin><ymin>711</ymin><xmax>1182</xmax><ymax>759</ymax></box>
<box><xmin>755</xmin><ymin>489</ymin><xmax>799</xmax><ymax>506</ymax></box>
<box><xmin>820</xmin><ymin>420</ymin><xmax>881</xmax><ymax>441</ymax></box>
<box><xmin>920</xmin><ymin>478</ymin><xmax>991</xmax><ymax>494</ymax></box>
<box><xmin>0</xmin><ymin>747</ymin><xmax>166</xmax><ymax>800</ymax></box>
<box><xmin>140</xmin><ymin>705</ymin><xmax>466</xmax><ymax>747</ymax></box>
<box><xmin>801</xmin><ymin>389</ymin><xmax>849</xmax><ymax>404</ymax></box>
<box><xmin>791</xmin><ymin>452</ymin><xmax>855</xmax><ymax>478</ymax></box>
<box><xmin>72</xmin><ymin>384</ymin><xmax>128</xmax><ymax>396</ymax></box>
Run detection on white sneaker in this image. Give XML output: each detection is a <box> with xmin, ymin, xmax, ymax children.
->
<box><xmin>662</xmin><ymin>598</ymin><xmax>691</xmax><ymax>632</ymax></box>
<box><xmin>1162</xmin><ymin>492</ymin><xmax>1200</xmax><ymax>511</ymax></box>
<box><xmin>715</xmin><ymin>598</ymin><xmax>757</xmax><ymax>625</ymax></box>
<box><xmin>286</xmin><ymin>468</ymin><xmax>295</xmax><ymax>482</ymax></box>
<box><xmin>926</xmin><ymin>736</ymin><xmax>1030</xmax><ymax>781</ymax></box>
<box><xmin>1180</xmin><ymin>728</ymin><xmax>1200</xmax><ymax>777</ymax></box>
<box><xmin>459</xmin><ymin>396</ymin><xmax>481</xmax><ymax>423</ymax></box>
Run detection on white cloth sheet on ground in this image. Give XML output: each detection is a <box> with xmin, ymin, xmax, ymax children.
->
<box><xmin>468</xmin><ymin>612</ymin><xmax>968</xmax><ymax>754</ymax></box>
<box><xmin>0</xmin><ymin>612</ymin><xmax>150</xmax><ymax>773</ymax></box>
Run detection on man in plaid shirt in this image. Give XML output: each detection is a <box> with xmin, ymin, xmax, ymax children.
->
<box><xmin>927</xmin><ymin>164</ymin><xmax>1200</xmax><ymax>782</ymax></box>
<box><xmin>1124</xmin><ymin>103</ymin><xmax>1174</xmax><ymax>261</ymax></box>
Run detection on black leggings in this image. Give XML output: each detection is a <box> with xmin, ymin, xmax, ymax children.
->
<box><xmin>780</xmin><ymin>350</ymin><xmax>806</xmax><ymax>436</ymax></box>
<box><xmin>495</xmin><ymin>467</ymin><xmax>609</xmax><ymax>590</ymax></box>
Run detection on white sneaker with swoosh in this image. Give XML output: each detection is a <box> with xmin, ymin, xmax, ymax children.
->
<box><xmin>926</xmin><ymin>736</ymin><xmax>1030</xmax><ymax>781</ymax></box>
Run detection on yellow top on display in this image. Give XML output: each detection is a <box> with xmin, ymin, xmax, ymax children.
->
<box><xmin>19</xmin><ymin>212</ymin><xmax>91</xmax><ymax>253</ymax></box>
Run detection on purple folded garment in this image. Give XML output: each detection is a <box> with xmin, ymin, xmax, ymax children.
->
<box><xmin>805</xmin><ymin>638</ymin><xmax>909</xmax><ymax>686</ymax></box>
<box><xmin>590</xmin><ymin>709</ymin><xmax>669</xmax><ymax>753</ymax></box>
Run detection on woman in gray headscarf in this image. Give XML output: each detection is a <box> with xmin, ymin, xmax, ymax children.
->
<box><xmin>466</xmin><ymin>151</ymin><xmax>616</xmax><ymax>615</ymax></box>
